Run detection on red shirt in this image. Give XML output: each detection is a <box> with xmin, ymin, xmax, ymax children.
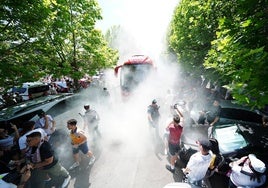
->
<box><xmin>167</xmin><ymin>122</ymin><xmax>183</xmax><ymax>145</ymax></box>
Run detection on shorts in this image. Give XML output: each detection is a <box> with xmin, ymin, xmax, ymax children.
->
<box><xmin>72</xmin><ymin>142</ymin><xmax>89</xmax><ymax>154</ymax></box>
<box><xmin>168</xmin><ymin>142</ymin><xmax>181</xmax><ymax>156</ymax></box>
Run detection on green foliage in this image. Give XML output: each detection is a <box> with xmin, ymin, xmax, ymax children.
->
<box><xmin>0</xmin><ymin>0</ymin><xmax>51</xmax><ymax>86</ymax></box>
<box><xmin>168</xmin><ymin>0</ymin><xmax>218</xmax><ymax>74</ymax></box>
<box><xmin>0</xmin><ymin>0</ymin><xmax>118</xmax><ymax>89</ymax></box>
<box><xmin>169</xmin><ymin>0</ymin><xmax>268</xmax><ymax>108</ymax></box>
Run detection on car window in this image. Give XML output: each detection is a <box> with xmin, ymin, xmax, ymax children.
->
<box><xmin>214</xmin><ymin>124</ymin><xmax>248</xmax><ymax>154</ymax></box>
<box><xmin>19</xmin><ymin>88</ymin><xmax>27</xmax><ymax>93</ymax></box>
<box><xmin>10</xmin><ymin>87</ymin><xmax>26</xmax><ymax>94</ymax></box>
<box><xmin>28</xmin><ymin>85</ymin><xmax>49</xmax><ymax>94</ymax></box>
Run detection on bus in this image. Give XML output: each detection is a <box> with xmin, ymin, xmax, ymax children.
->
<box><xmin>114</xmin><ymin>55</ymin><xmax>155</xmax><ymax>97</ymax></box>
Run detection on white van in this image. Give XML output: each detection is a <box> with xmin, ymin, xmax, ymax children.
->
<box><xmin>9</xmin><ymin>82</ymin><xmax>49</xmax><ymax>101</ymax></box>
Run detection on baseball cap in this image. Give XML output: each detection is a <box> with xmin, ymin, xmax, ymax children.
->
<box><xmin>198</xmin><ymin>139</ymin><xmax>212</xmax><ymax>150</ymax></box>
<box><xmin>248</xmin><ymin>154</ymin><xmax>266</xmax><ymax>173</ymax></box>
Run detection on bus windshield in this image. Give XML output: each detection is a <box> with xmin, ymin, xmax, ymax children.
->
<box><xmin>120</xmin><ymin>64</ymin><xmax>153</xmax><ymax>92</ymax></box>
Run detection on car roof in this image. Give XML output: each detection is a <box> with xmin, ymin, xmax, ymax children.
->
<box><xmin>220</xmin><ymin>107</ymin><xmax>262</xmax><ymax>124</ymax></box>
<box><xmin>22</xmin><ymin>81</ymin><xmax>47</xmax><ymax>87</ymax></box>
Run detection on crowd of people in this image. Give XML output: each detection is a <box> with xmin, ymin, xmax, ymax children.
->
<box><xmin>146</xmin><ymin>83</ymin><xmax>268</xmax><ymax>188</ymax></box>
<box><xmin>1</xmin><ymin>76</ymin><xmax>268</xmax><ymax>188</ymax></box>
<box><xmin>0</xmin><ymin>103</ymin><xmax>100</xmax><ymax>188</ymax></box>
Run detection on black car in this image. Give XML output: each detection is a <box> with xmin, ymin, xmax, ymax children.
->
<box><xmin>178</xmin><ymin>107</ymin><xmax>268</xmax><ymax>188</ymax></box>
<box><xmin>0</xmin><ymin>93</ymin><xmax>74</xmax><ymax>132</ymax></box>
<box><xmin>181</xmin><ymin>107</ymin><xmax>267</xmax><ymax>160</ymax></box>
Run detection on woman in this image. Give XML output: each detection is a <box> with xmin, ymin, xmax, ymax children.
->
<box><xmin>229</xmin><ymin>154</ymin><xmax>266</xmax><ymax>188</ymax></box>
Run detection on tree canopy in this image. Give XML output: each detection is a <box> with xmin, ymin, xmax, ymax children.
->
<box><xmin>0</xmin><ymin>0</ymin><xmax>118</xmax><ymax>89</ymax></box>
<box><xmin>168</xmin><ymin>0</ymin><xmax>268</xmax><ymax>109</ymax></box>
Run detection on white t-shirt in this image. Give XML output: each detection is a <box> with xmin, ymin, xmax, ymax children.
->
<box><xmin>35</xmin><ymin>115</ymin><xmax>55</xmax><ymax>135</ymax></box>
<box><xmin>0</xmin><ymin>135</ymin><xmax>14</xmax><ymax>150</ymax></box>
<box><xmin>186</xmin><ymin>151</ymin><xmax>212</xmax><ymax>182</ymax></box>
<box><xmin>18</xmin><ymin>128</ymin><xmax>47</xmax><ymax>150</ymax></box>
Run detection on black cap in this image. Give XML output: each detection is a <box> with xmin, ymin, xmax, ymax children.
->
<box><xmin>198</xmin><ymin>139</ymin><xmax>212</xmax><ymax>151</ymax></box>
<box><xmin>152</xmin><ymin>99</ymin><xmax>157</xmax><ymax>104</ymax></box>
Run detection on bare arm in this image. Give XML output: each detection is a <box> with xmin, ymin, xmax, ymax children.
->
<box><xmin>175</xmin><ymin>108</ymin><xmax>184</xmax><ymax>118</ymax></box>
<box><xmin>51</xmin><ymin>119</ymin><xmax>56</xmax><ymax>128</ymax></box>
<box><xmin>11</xmin><ymin>123</ymin><xmax>20</xmax><ymax>142</ymax></box>
<box><xmin>44</xmin><ymin>116</ymin><xmax>49</xmax><ymax>129</ymax></box>
<box><xmin>210</xmin><ymin>116</ymin><xmax>219</xmax><ymax>126</ymax></box>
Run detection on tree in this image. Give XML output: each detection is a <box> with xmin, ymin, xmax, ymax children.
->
<box><xmin>44</xmin><ymin>0</ymin><xmax>118</xmax><ymax>86</ymax></box>
<box><xmin>204</xmin><ymin>0</ymin><xmax>268</xmax><ymax>108</ymax></box>
<box><xmin>0</xmin><ymin>0</ymin><xmax>51</xmax><ymax>86</ymax></box>
<box><xmin>168</xmin><ymin>0</ymin><xmax>217</xmax><ymax>75</ymax></box>
<box><xmin>168</xmin><ymin>0</ymin><xmax>268</xmax><ymax>108</ymax></box>
<box><xmin>0</xmin><ymin>0</ymin><xmax>118</xmax><ymax>90</ymax></box>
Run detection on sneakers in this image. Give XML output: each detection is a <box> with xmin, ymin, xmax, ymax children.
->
<box><xmin>69</xmin><ymin>162</ymin><xmax>80</xmax><ymax>170</ymax></box>
<box><xmin>88</xmin><ymin>156</ymin><xmax>95</xmax><ymax>166</ymax></box>
<box><xmin>166</xmin><ymin>165</ymin><xmax>175</xmax><ymax>173</ymax></box>
<box><xmin>61</xmin><ymin>175</ymin><xmax>71</xmax><ymax>188</ymax></box>
<box><xmin>164</xmin><ymin>148</ymin><xmax>168</xmax><ymax>155</ymax></box>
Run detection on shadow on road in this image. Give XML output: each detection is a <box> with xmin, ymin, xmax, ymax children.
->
<box><xmin>48</xmin><ymin>128</ymin><xmax>103</xmax><ymax>188</ymax></box>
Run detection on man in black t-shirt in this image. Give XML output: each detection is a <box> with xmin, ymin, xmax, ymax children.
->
<box><xmin>26</xmin><ymin>132</ymin><xmax>71</xmax><ymax>188</ymax></box>
<box><xmin>147</xmin><ymin>99</ymin><xmax>161</xmax><ymax>138</ymax></box>
<box><xmin>197</xmin><ymin>100</ymin><xmax>221</xmax><ymax>137</ymax></box>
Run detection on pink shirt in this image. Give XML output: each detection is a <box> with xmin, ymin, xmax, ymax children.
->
<box><xmin>167</xmin><ymin>122</ymin><xmax>183</xmax><ymax>144</ymax></box>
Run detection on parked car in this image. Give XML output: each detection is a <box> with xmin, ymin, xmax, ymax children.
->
<box><xmin>0</xmin><ymin>93</ymin><xmax>74</xmax><ymax>132</ymax></box>
<box><xmin>181</xmin><ymin>107</ymin><xmax>267</xmax><ymax>161</ymax></box>
<box><xmin>178</xmin><ymin>107</ymin><xmax>268</xmax><ymax>188</ymax></box>
<box><xmin>8</xmin><ymin>82</ymin><xmax>49</xmax><ymax>101</ymax></box>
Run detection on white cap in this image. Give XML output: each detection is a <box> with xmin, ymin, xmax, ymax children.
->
<box><xmin>248</xmin><ymin>154</ymin><xmax>266</xmax><ymax>173</ymax></box>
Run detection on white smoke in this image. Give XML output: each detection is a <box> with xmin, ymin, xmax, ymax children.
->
<box><xmin>80</xmin><ymin>0</ymin><xmax>184</xmax><ymax>163</ymax></box>
<box><xmin>52</xmin><ymin>1</ymin><xmax>211</xmax><ymax>187</ymax></box>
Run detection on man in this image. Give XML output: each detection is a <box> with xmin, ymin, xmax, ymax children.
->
<box><xmin>229</xmin><ymin>154</ymin><xmax>266</xmax><ymax>188</ymax></box>
<box><xmin>147</xmin><ymin>99</ymin><xmax>160</xmax><ymax>136</ymax></box>
<box><xmin>67</xmin><ymin>119</ymin><xmax>95</xmax><ymax>170</ymax></box>
<box><xmin>262</xmin><ymin>115</ymin><xmax>268</xmax><ymax>127</ymax></box>
<box><xmin>165</xmin><ymin>106</ymin><xmax>184</xmax><ymax>173</ymax></box>
<box><xmin>198</xmin><ymin>100</ymin><xmax>221</xmax><ymax>137</ymax></box>
<box><xmin>0</xmin><ymin>123</ymin><xmax>19</xmax><ymax>150</ymax></box>
<box><xmin>182</xmin><ymin>139</ymin><xmax>212</xmax><ymax>185</ymax></box>
<box><xmin>80</xmin><ymin>104</ymin><xmax>101</xmax><ymax>139</ymax></box>
<box><xmin>35</xmin><ymin>110</ymin><xmax>56</xmax><ymax>139</ymax></box>
<box><xmin>26</xmin><ymin>131</ymin><xmax>71</xmax><ymax>188</ymax></box>
<box><xmin>18</xmin><ymin>121</ymin><xmax>48</xmax><ymax>156</ymax></box>
<box><xmin>102</xmin><ymin>87</ymin><xmax>110</xmax><ymax>97</ymax></box>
